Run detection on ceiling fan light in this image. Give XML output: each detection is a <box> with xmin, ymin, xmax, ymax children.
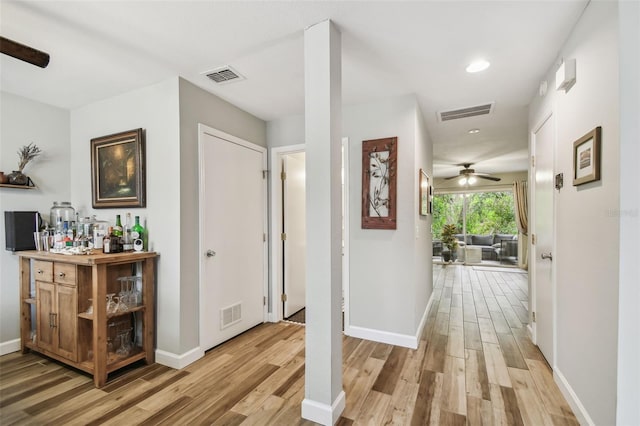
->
<box><xmin>468</xmin><ymin>176</ymin><xmax>477</xmax><ymax>185</ymax></box>
<box><xmin>459</xmin><ymin>177</ymin><xmax>468</xmax><ymax>186</ymax></box>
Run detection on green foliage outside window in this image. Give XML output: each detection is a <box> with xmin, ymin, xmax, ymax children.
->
<box><xmin>432</xmin><ymin>191</ymin><xmax>517</xmax><ymax>239</ymax></box>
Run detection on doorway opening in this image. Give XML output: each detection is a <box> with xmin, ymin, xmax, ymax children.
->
<box><xmin>269</xmin><ymin>139</ymin><xmax>350</xmax><ymax>327</ymax></box>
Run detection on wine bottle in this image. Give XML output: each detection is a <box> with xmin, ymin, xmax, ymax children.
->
<box><xmin>123</xmin><ymin>213</ymin><xmax>133</xmax><ymax>251</ymax></box>
<box><xmin>131</xmin><ymin>216</ymin><xmax>145</xmax><ymax>252</ymax></box>
<box><xmin>113</xmin><ymin>214</ymin><xmax>123</xmax><ymax>237</ymax></box>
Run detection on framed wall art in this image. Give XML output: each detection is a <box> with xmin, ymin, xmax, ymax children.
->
<box><xmin>91</xmin><ymin>128</ymin><xmax>146</xmax><ymax>208</ymax></box>
<box><xmin>361</xmin><ymin>137</ymin><xmax>397</xmax><ymax>229</ymax></box>
<box><xmin>572</xmin><ymin>126</ymin><xmax>601</xmax><ymax>186</ymax></box>
<box><xmin>419</xmin><ymin>169</ymin><xmax>430</xmax><ymax>216</ymax></box>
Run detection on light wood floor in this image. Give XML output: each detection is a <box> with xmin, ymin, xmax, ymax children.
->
<box><xmin>1</xmin><ymin>265</ymin><xmax>577</xmax><ymax>425</ymax></box>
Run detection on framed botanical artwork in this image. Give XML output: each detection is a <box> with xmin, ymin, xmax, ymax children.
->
<box><xmin>572</xmin><ymin>126</ymin><xmax>601</xmax><ymax>186</ymax></box>
<box><xmin>362</xmin><ymin>137</ymin><xmax>397</xmax><ymax>229</ymax></box>
<box><xmin>91</xmin><ymin>128</ymin><xmax>146</xmax><ymax>208</ymax></box>
<box><xmin>419</xmin><ymin>169</ymin><xmax>430</xmax><ymax>216</ymax></box>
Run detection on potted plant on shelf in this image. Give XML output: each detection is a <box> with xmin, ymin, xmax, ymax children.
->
<box><xmin>441</xmin><ymin>224</ymin><xmax>459</xmax><ymax>262</ymax></box>
<box><xmin>7</xmin><ymin>143</ymin><xmax>41</xmax><ymax>185</ymax></box>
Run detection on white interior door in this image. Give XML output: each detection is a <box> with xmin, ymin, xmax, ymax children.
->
<box><xmin>200</xmin><ymin>129</ymin><xmax>266</xmax><ymax>351</ymax></box>
<box><xmin>533</xmin><ymin>113</ymin><xmax>555</xmax><ymax>364</ymax></box>
<box><xmin>283</xmin><ymin>152</ymin><xmax>306</xmax><ymax>318</ymax></box>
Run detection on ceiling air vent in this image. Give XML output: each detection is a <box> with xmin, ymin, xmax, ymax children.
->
<box><xmin>203</xmin><ymin>66</ymin><xmax>245</xmax><ymax>84</ymax></box>
<box><xmin>437</xmin><ymin>102</ymin><xmax>495</xmax><ymax>122</ymax></box>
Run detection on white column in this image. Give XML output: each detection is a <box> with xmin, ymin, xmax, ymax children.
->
<box><xmin>617</xmin><ymin>1</ymin><xmax>640</xmax><ymax>424</ymax></box>
<box><xmin>301</xmin><ymin>20</ymin><xmax>345</xmax><ymax>425</ymax></box>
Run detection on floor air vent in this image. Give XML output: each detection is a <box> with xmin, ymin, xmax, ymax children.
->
<box><xmin>221</xmin><ymin>302</ymin><xmax>242</xmax><ymax>330</ymax></box>
<box><xmin>438</xmin><ymin>102</ymin><xmax>495</xmax><ymax>122</ymax></box>
<box><xmin>204</xmin><ymin>66</ymin><xmax>245</xmax><ymax>84</ymax></box>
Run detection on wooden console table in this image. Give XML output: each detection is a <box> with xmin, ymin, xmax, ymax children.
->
<box><xmin>18</xmin><ymin>250</ymin><xmax>157</xmax><ymax>387</ymax></box>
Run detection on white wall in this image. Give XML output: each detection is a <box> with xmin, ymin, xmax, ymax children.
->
<box><xmin>413</xmin><ymin>103</ymin><xmax>433</xmax><ymax>331</ymax></box>
<box><xmin>267</xmin><ymin>94</ymin><xmax>433</xmax><ymax>344</ymax></box>
<box><xmin>528</xmin><ymin>2</ymin><xmax>620</xmax><ymax>424</ymax></box>
<box><xmin>178</xmin><ymin>78</ymin><xmax>266</xmax><ymax>353</ymax></box>
<box><xmin>70</xmin><ymin>78</ymin><xmax>183</xmax><ymax>355</ymax></box>
<box><xmin>617</xmin><ymin>1</ymin><xmax>640</xmax><ymax>424</ymax></box>
<box><xmin>0</xmin><ymin>92</ymin><xmax>70</xmax><ymax>352</ymax></box>
<box><xmin>344</xmin><ymin>94</ymin><xmax>431</xmax><ymax>341</ymax></box>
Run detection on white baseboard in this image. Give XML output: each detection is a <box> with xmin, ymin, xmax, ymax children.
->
<box><xmin>302</xmin><ymin>390</ymin><xmax>346</xmax><ymax>425</ymax></box>
<box><xmin>155</xmin><ymin>346</ymin><xmax>204</xmax><ymax>370</ymax></box>
<box><xmin>343</xmin><ymin>293</ymin><xmax>433</xmax><ymax>350</ymax></box>
<box><xmin>554</xmin><ymin>366</ymin><xmax>595</xmax><ymax>426</ymax></box>
<box><xmin>0</xmin><ymin>339</ymin><xmax>21</xmax><ymax>356</ymax></box>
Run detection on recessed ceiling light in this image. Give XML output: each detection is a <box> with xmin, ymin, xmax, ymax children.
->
<box><xmin>466</xmin><ymin>60</ymin><xmax>490</xmax><ymax>73</ymax></box>
<box><xmin>468</xmin><ymin>128</ymin><xmax>480</xmax><ymax>134</ymax></box>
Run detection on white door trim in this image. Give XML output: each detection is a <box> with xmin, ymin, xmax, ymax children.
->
<box><xmin>268</xmin><ymin>139</ymin><xmax>350</xmax><ymax>325</ymax></box>
<box><xmin>198</xmin><ymin>123</ymin><xmax>269</xmax><ymax>349</ymax></box>
<box><xmin>530</xmin><ymin>110</ymin><xmax>556</xmax><ymax>367</ymax></box>
<box><xmin>269</xmin><ymin>144</ymin><xmax>305</xmax><ymax>323</ymax></box>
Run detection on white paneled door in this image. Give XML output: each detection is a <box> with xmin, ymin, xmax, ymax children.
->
<box><xmin>533</xmin><ymin>113</ymin><xmax>555</xmax><ymax>365</ymax></box>
<box><xmin>283</xmin><ymin>152</ymin><xmax>306</xmax><ymax>318</ymax></box>
<box><xmin>199</xmin><ymin>127</ymin><xmax>267</xmax><ymax>351</ymax></box>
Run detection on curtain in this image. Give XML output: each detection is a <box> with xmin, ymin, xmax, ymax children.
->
<box><xmin>513</xmin><ymin>181</ymin><xmax>528</xmax><ymax>269</ymax></box>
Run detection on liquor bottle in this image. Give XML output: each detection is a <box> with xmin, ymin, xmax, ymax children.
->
<box><xmin>113</xmin><ymin>214</ymin><xmax>123</xmax><ymax>237</ymax></box>
<box><xmin>131</xmin><ymin>216</ymin><xmax>146</xmax><ymax>252</ymax></box>
<box><xmin>122</xmin><ymin>213</ymin><xmax>133</xmax><ymax>251</ymax></box>
<box><xmin>103</xmin><ymin>227</ymin><xmax>112</xmax><ymax>254</ymax></box>
<box><xmin>63</xmin><ymin>221</ymin><xmax>73</xmax><ymax>247</ymax></box>
<box><xmin>110</xmin><ymin>226</ymin><xmax>123</xmax><ymax>253</ymax></box>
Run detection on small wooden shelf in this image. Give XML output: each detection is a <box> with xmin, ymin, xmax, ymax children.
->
<box><xmin>78</xmin><ymin>305</ymin><xmax>145</xmax><ymax>321</ymax></box>
<box><xmin>0</xmin><ymin>181</ymin><xmax>36</xmax><ymax>189</ymax></box>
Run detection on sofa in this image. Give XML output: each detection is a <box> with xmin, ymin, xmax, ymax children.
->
<box><xmin>454</xmin><ymin>233</ymin><xmax>517</xmax><ymax>261</ymax></box>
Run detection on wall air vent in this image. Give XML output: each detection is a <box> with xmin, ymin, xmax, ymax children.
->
<box><xmin>203</xmin><ymin>66</ymin><xmax>245</xmax><ymax>84</ymax></box>
<box><xmin>220</xmin><ymin>302</ymin><xmax>242</xmax><ymax>330</ymax></box>
<box><xmin>437</xmin><ymin>102</ymin><xmax>495</xmax><ymax>122</ymax></box>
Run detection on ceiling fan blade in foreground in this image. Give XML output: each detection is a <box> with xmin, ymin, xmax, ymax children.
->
<box><xmin>475</xmin><ymin>174</ymin><xmax>501</xmax><ymax>182</ymax></box>
<box><xmin>0</xmin><ymin>36</ymin><xmax>50</xmax><ymax>68</ymax></box>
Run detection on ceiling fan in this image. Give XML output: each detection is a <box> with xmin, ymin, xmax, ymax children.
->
<box><xmin>0</xmin><ymin>36</ymin><xmax>50</xmax><ymax>68</ymax></box>
<box><xmin>444</xmin><ymin>163</ymin><xmax>501</xmax><ymax>184</ymax></box>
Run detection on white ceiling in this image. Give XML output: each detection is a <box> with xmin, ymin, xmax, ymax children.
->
<box><xmin>0</xmin><ymin>0</ymin><xmax>588</xmax><ymax>177</ymax></box>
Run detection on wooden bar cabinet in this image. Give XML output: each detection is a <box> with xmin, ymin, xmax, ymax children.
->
<box><xmin>18</xmin><ymin>250</ymin><xmax>157</xmax><ymax>387</ymax></box>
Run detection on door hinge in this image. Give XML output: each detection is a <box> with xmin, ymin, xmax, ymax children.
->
<box><xmin>531</xmin><ymin>234</ymin><xmax>536</xmax><ymax>245</ymax></box>
<box><xmin>281</xmin><ymin>293</ymin><xmax>287</xmax><ymax>302</ymax></box>
<box><xmin>532</xmin><ymin>311</ymin><xmax>536</xmax><ymax>322</ymax></box>
<box><xmin>531</xmin><ymin>156</ymin><xmax>535</xmax><ymax>168</ymax></box>
<box><xmin>263</xmin><ymin>233</ymin><xmax>266</xmax><ymax>242</ymax></box>
<box><xmin>263</xmin><ymin>296</ymin><xmax>267</xmax><ymax>306</ymax></box>
<box><xmin>281</xmin><ymin>233</ymin><xmax>287</xmax><ymax>241</ymax></box>
<box><xmin>281</xmin><ymin>171</ymin><xmax>286</xmax><ymax>181</ymax></box>
<box><xmin>262</xmin><ymin>170</ymin><xmax>268</xmax><ymax>179</ymax></box>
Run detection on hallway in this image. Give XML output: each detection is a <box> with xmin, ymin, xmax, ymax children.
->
<box><xmin>0</xmin><ymin>265</ymin><xmax>577</xmax><ymax>425</ymax></box>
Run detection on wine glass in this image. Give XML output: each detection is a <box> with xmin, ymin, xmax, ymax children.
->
<box><xmin>85</xmin><ymin>298</ymin><xmax>93</xmax><ymax>315</ymax></box>
<box><xmin>106</xmin><ymin>294</ymin><xmax>117</xmax><ymax>314</ymax></box>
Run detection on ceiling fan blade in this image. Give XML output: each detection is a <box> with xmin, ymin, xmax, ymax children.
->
<box><xmin>475</xmin><ymin>174</ymin><xmax>501</xmax><ymax>182</ymax></box>
<box><xmin>0</xmin><ymin>36</ymin><xmax>50</xmax><ymax>68</ymax></box>
<box><xmin>444</xmin><ymin>175</ymin><xmax>461</xmax><ymax>180</ymax></box>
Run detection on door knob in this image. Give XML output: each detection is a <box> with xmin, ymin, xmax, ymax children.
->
<box><xmin>206</xmin><ymin>249</ymin><xmax>216</xmax><ymax>258</ymax></box>
<box><xmin>541</xmin><ymin>252</ymin><xmax>553</xmax><ymax>260</ymax></box>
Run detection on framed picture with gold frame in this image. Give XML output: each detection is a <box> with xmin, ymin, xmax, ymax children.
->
<box><xmin>419</xmin><ymin>169</ymin><xmax>430</xmax><ymax>216</ymax></box>
<box><xmin>573</xmin><ymin>126</ymin><xmax>601</xmax><ymax>186</ymax></box>
<box><xmin>91</xmin><ymin>128</ymin><xmax>146</xmax><ymax>208</ymax></box>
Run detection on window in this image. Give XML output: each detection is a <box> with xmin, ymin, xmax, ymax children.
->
<box><xmin>432</xmin><ymin>190</ymin><xmax>517</xmax><ymax>239</ymax></box>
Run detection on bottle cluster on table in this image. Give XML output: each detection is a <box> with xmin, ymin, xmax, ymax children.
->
<box><xmin>46</xmin><ymin>201</ymin><xmax>147</xmax><ymax>253</ymax></box>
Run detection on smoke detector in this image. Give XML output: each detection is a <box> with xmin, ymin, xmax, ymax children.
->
<box><xmin>203</xmin><ymin>65</ymin><xmax>245</xmax><ymax>84</ymax></box>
